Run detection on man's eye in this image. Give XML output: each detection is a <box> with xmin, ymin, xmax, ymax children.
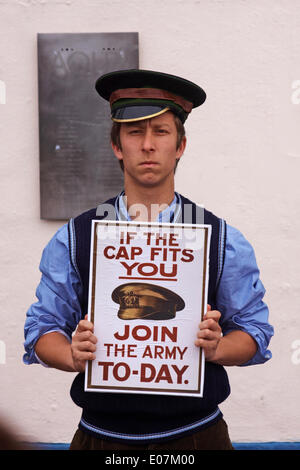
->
<box><xmin>157</xmin><ymin>129</ymin><xmax>168</xmax><ymax>134</ymax></box>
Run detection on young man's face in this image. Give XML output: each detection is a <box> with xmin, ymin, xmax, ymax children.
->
<box><xmin>111</xmin><ymin>111</ymin><xmax>186</xmax><ymax>189</ymax></box>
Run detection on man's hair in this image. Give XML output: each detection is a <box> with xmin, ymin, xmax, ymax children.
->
<box><xmin>110</xmin><ymin>114</ymin><xmax>186</xmax><ymax>172</ymax></box>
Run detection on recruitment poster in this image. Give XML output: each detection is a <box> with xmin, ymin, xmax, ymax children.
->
<box><xmin>85</xmin><ymin>220</ymin><xmax>211</xmax><ymax>397</ymax></box>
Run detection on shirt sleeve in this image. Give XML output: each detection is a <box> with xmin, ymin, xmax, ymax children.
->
<box><xmin>23</xmin><ymin>223</ymin><xmax>83</xmax><ymax>365</ymax></box>
<box><xmin>216</xmin><ymin>224</ymin><xmax>274</xmax><ymax>366</ymax></box>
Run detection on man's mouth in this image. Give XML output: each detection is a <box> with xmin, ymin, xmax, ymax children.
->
<box><xmin>140</xmin><ymin>161</ymin><xmax>159</xmax><ymax>166</ymax></box>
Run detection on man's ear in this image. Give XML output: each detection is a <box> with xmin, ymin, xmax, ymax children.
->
<box><xmin>111</xmin><ymin>141</ymin><xmax>123</xmax><ymax>162</ymax></box>
<box><xmin>176</xmin><ymin>135</ymin><xmax>187</xmax><ymax>161</ymax></box>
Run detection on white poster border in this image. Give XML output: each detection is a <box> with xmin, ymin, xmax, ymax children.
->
<box><xmin>84</xmin><ymin>220</ymin><xmax>211</xmax><ymax>398</ymax></box>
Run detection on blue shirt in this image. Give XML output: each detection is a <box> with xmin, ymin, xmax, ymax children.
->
<box><xmin>23</xmin><ymin>192</ymin><xmax>273</xmax><ymax>366</ymax></box>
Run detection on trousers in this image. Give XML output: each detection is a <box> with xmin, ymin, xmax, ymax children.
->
<box><xmin>69</xmin><ymin>418</ymin><xmax>234</xmax><ymax>450</ymax></box>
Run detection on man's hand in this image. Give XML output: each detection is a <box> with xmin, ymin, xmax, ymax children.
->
<box><xmin>195</xmin><ymin>305</ymin><xmax>222</xmax><ymax>362</ymax></box>
<box><xmin>71</xmin><ymin>315</ymin><xmax>97</xmax><ymax>373</ymax></box>
<box><xmin>195</xmin><ymin>305</ymin><xmax>258</xmax><ymax>366</ymax></box>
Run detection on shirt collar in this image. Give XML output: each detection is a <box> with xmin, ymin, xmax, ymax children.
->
<box><xmin>115</xmin><ymin>191</ymin><xmax>182</xmax><ymax>223</ymax></box>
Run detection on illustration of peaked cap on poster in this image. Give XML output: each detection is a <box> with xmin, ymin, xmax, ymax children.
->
<box><xmin>111</xmin><ymin>282</ymin><xmax>185</xmax><ymax>320</ymax></box>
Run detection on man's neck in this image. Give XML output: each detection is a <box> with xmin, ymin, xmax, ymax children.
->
<box><xmin>123</xmin><ymin>184</ymin><xmax>175</xmax><ymax>222</ymax></box>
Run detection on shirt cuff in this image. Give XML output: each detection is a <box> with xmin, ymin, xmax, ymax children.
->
<box><xmin>24</xmin><ymin>329</ymin><xmax>71</xmax><ymax>366</ymax></box>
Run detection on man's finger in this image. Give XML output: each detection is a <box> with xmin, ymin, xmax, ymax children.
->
<box><xmin>76</xmin><ymin>340</ymin><xmax>97</xmax><ymax>352</ymax></box>
<box><xmin>202</xmin><ymin>310</ymin><xmax>221</xmax><ymax>323</ymax></box>
<box><xmin>200</xmin><ymin>317</ymin><xmax>221</xmax><ymax>332</ymax></box>
<box><xmin>76</xmin><ymin>329</ymin><xmax>97</xmax><ymax>343</ymax></box>
<box><xmin>76</xmin><ymin>319</ymin><xmax>94</xmax><ymax>333</ymax></box>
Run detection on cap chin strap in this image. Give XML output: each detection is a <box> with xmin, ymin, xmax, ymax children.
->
<box><xmin>111</xmin><ymin>107</ymin><xmax>170</xmax><ymax>123</ymax></box>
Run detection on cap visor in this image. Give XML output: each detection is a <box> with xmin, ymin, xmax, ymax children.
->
<box><xmin>111</xmin><ymin>105</ymin><xmax>169</xmax><ymax>122</ymax></box>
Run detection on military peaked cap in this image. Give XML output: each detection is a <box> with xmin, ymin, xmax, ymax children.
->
<box><xmin>95</xmin><ymin>69</ymin><xmax>206</xmax><ymax>123</ymax></box>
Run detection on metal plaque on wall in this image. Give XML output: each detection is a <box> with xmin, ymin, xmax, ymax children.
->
<box><xmin>38</xmin><ymin>33</ymin><xmax>139</xmax><ymax>219</ymax></box>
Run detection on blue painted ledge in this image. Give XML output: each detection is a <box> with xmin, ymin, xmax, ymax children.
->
<box><xmin>29</xmin><ymin>442</ymin><xmax>300</xmax><ymax>450</ymax></box>
<box><xmin>233</xmin><ymin>442</ymin><xmax>300</xmax><ymax>450</ymax></box>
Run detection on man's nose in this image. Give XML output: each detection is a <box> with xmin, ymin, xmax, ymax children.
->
<box><xmin>141</xmin><ymin>128</ymin><xmax>155</xmax><ymax>152</ymax></box>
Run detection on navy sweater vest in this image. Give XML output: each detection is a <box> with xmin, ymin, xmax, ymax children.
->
<box><xmin>69</xmin><ymin>195</ymin><xmax>230</xmax><ymax>440</ymax></box>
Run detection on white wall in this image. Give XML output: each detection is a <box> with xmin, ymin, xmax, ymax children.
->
<box><xmin>0</xmin><ymin>0</ymin><xmax>299</xmax><ymax>444</ymax></box>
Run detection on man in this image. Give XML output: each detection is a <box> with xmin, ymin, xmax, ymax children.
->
<box><xmin>24</xmin><ymin>69</ymin><xmax>273</xmax><ymax>450</ymax></box>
